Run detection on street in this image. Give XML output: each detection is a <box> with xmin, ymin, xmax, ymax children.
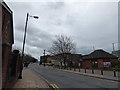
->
<box><xmin>29</xmin><ymin>63</ymin><xmax>119</xmax><ymax>88</ymax></box>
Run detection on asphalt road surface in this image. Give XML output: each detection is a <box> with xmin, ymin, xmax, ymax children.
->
<box><xmin>29</xmin><ymin>63</ymin><xmax>119</xmax><ymax>88</ymax></box>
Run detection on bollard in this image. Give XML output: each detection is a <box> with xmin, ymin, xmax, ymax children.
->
<box><xmin>85</xmin><ymin>69</ymin><xmax>86</xmax><ymax>73</ymax></box>
<box><xmin>92</xmin><ymin>69</ymin><xmax>94</xmax><ymax>74</ymax></box>
<box><xmin>101</xmin><ymin>70</ymin><xmax>103</xmax><ymax>75</ymax></box>
<box><xmin>114</xmin><ymin>70</ymin><xmax>116</xmax><ymax>77</ymax></box>
<box><xmin>74</xmin><ymin>67</ymin><xmax>76</xmax><ymax>71</ymax></box>
<box><xmin>75</xmin><ymin>67</ymin><xmax>76</xmax><ymax>71</ymax></box>
<box><xmin>67</xmin><ymin>67</ymin><xmax>68</xmax><ymax>70</ymax></box>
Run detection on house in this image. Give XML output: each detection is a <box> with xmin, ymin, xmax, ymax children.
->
<box><xmin>40</xmin><ymin>55</ymin><xmax>50</xmax><ymax>64</ymax></box>
<box><xmin>45</xmin><ymin>53</ymin><xmax>82</xmax><ymax>68</ymax></box>
<box><xmin>41</xmin><ymin>55</ymin><xmax>61</xmax><ymax>66</ymax></box>
<box><xmin>71</xmin><ymin>54</ymin><xmax>82</xmax><ymax>67</ymax></box>
<box><xmin>82</xmin><ymin>49</ymin><xmax>118</xmax><ymax>69</ymax></box>
<box><xmin>1</xmin><ymin>1</ymin><xmax>21</xmax><ymax>88</ymax></box>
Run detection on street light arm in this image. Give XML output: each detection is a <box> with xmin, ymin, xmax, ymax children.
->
<box><xmin>29</xmin><ymin>15</ymin><xmax>39</xmax><ymax>19</ymax></box>
<box><xmin>33</xmin><ymin>16</ymin><xmax>39</xmax><ymax>19</ymax></box>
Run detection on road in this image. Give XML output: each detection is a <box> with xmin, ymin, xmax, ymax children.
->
<box><xmin>29</xmin><ymin>63</ymin><xmax>119</xmax><ymax>88</ymax></box>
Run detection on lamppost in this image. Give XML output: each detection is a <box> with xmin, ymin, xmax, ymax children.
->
<box><xmin>18</xmin><ymin>13</ymin><xmax>39</xmax><ymax>79</ymax></box>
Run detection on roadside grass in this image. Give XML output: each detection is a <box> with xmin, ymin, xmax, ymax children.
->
<box><xmin>104</xmin><ymin>67</ymin><xmax>120</xmax><ymax>71</ymax></box>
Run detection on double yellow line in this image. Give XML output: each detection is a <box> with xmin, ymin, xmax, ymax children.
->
<box><xmin>50</xmin><ymin>84</ymin><xmax>59</xmax><ymax>89</ymax></box>
<box><xmin>36</xmin><ymin>65</ymin><xmax>59</xmax><ymax>89</ymax></box>
<box><xmin>40</xmin><ymin>75</ymin><xmax>59</xmax><ymax>89</ymax></box>
<box><xmin>45</xmin><ymin>79</ymin><xmax>59</xmax><ymax>89</ymax></box>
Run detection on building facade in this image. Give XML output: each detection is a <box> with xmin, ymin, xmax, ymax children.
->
<box><xmin>82</xmin><ymin>49</ymin><xmax>118</xmax><ymax>69</ymax></box>
<box><xmin>43</xmin><ymin>53</ymin><xmax>82</xmax><ymax>68</ymax></box>
<box><xmin>1</xmin><ymin>2</ymin><xmax>21</xmax><ymax>88</ymax></box>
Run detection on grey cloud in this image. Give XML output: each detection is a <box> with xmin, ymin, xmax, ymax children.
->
<box><xmin>46</xmin><ymin>2</ymin><xmax>64</xmax><ymax>9</ymax></box>
<box><xmin>6</xmin><ymin>2</ymin><xmax>118</xmax><ymax>60</ymax></box>
<box><xmin>76</xmin><ymin>46</ymin><xmax>93</xmax><ymax>55</ymax></box>
<box><xmin>25</xmin><ymin>28</ymin><xmax>55</xmax><ymax>50</ymax></box>
<box><xmin>14</xmin><ymin>30</ymin><xmax>24</xmax><ymax>42</ymax></box>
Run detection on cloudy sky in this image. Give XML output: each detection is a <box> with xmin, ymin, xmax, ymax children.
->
<box><xmin>5</xmin><ymin>0</ymin><xmax>118</xmax><ymax>60</ymax></box>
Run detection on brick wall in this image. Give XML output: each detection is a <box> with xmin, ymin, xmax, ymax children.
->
<box><xmin>82</xmin><ymin>60</ymin><xmax>92</xmax><ymax>69</ymax></box>
<box><xmin>98</xmin><ymin>59</ymin><xmax>103</xmax><ymax>68</ymax></box>
<box><xmin>82</xmin><ymin>59</ymin><xmax>119</xmax><ymax>69</ymax></box>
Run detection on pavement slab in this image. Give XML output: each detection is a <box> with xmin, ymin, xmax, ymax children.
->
<box><xmin>13</xmin><ymin>68</ymin><xmax>49</xmax><ymax>88</ymax></box>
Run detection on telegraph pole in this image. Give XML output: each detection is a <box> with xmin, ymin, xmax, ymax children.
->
<box><xmin>43</xmin><ymin>49</ymin><xmax>46</xmax><ymax>66</ymax></box>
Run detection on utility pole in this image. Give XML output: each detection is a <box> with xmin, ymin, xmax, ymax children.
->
<box><xmin>112</xmin><ymin>43</ymin><xmax>115</xmax><ymax>51</ymax></box>
<box><xmin>43</xmin><ymin>49</ymin><xmax>46</xmax><ymax>66</ymax></box>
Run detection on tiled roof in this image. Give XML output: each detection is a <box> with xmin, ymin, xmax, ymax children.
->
<box><xmin>82</xmin><ymin>49</ymin><xmax>118</xmax><ymax>60</ymax></box>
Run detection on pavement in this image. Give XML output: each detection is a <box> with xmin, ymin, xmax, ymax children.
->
<box><xmin>12</xmin><ymin>67</ymin><xmax>49</xmax><ymax>88</ymax></box>
<box><xmin>54</xmin><ymin>67</ymin><xmax>120</xmax><ymax>82</ymax></box>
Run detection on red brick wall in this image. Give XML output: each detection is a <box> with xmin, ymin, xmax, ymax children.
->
<box><xmin>98</xmin><ymin>59</ymin><xmax>103</xmax><ymax>68</ymax></box>
<box><xmin>98</xmin><ymin>59</ymin><xmax>119</xmax><ymax>68</ymax></box>
<box><xmin>82</xmin><ymin>59</ymin><xmax>119</xmax><ymax>69</ymax></box>
<box><xmin>82</xmin><ymin>60</ymin><xmax>92</xmax><ymax>69</ymax></box>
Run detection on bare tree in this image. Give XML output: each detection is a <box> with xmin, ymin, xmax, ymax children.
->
<box><xmin>48</xmin><ymin>35</ymin><xmax>76</xmax><ymax>68</ymax></box>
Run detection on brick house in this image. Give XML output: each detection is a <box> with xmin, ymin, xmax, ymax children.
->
<box><xmin>82</xmin><ymin>49</ymin><xmax>118</xmax><ymax>69</ymax></box>
<box><xmin>1</xmin><ymin>2</ymin><xmax>21</xmax><ymax>88</ymax></box>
